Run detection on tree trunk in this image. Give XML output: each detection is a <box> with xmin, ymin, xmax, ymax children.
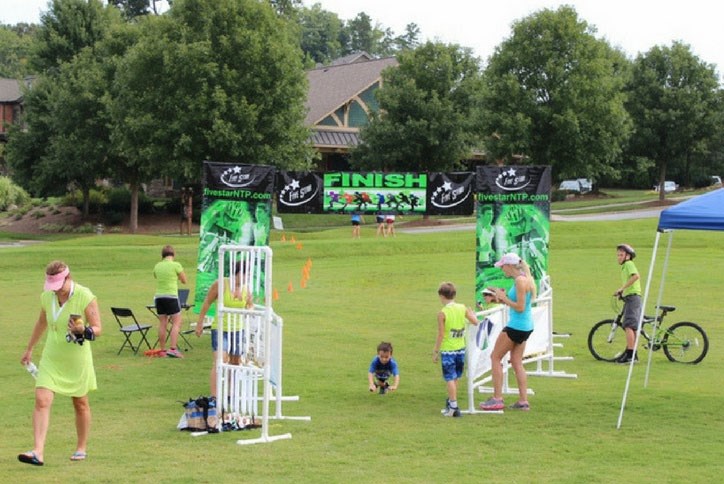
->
<box><xmin>658</xmin><ymin>164</ymin><xmax>667</xmax><ymax>202</ymax></box>
<box><xmin>81</xmin><ymin>185</ymin><xmax>90</xmax><ymax>220</ymax></box>
<box><xmin>129</xmin><ymin>181</ymin><xmax>139</xmax><ymax>234</ymax></box>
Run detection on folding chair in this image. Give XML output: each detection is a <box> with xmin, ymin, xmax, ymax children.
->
<box><xmin>111</xmin><ymin>307</ymin><xmax>153</xmax><ymax>355</ymax></box>
<box><xmin>177</xmin><ymin>289</ymin><xmax>195</xmax><ymax>350</ymax></box>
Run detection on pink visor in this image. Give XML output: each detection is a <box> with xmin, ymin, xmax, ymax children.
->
<box><xmin>44</xmin><ymin>267</ymin><xmax>69</xmax><ymax>291</ymax></box>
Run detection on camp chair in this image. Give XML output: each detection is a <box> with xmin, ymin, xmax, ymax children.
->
<box><xmin>177</xmin><ymin>289</ymin><xmax>195</xmax><ymax>350</ymax></box>
<box><xmin>111</xmin><ymin>307</ymin><xmax>153</xmax><ymax>355</ymax></box>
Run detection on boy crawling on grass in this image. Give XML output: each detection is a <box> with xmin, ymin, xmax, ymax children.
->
<box><xmin>368</xmin><ymin>342</ymin><xmax>399</xmax><ymax>395</ymax></box>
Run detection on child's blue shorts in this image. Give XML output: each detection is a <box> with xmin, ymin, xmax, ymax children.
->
<box><xmin>441</xmin><ymin>351</ymin><xmax>465</xmax><ymax>381</ymax></box>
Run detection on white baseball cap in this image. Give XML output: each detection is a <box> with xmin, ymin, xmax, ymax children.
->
<box><xmin>494</xmin><ymin>253</ymin><xmax>521</xmax><ymax>268</ymax></box>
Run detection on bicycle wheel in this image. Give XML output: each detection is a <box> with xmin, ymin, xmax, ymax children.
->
<box><xmin>662</xmin><ymin>321</ymin><xmax>709</xmax><ymax>364</ymax></box>
<box><xmin>588</xmin><ymin>319</ymin><xmax>626</xmax><ymax>362</ymax></box>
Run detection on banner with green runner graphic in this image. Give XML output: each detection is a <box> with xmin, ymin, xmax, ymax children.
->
<box><xmin>193</xmin><ymin>161</ymin><xmax>275</xmax><ymax>314</ymax></box>
<box><xmin>475</xmin><ymin>166</ymin><xmax>551</xmax><ymax>307</ymax></box>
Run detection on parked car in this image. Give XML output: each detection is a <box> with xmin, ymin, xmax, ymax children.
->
<box><xmin>576</xmin><ymin>178</ymin><xmax>593</xmax><ymax>193</ymax></box>
<box><xmin>653</xmin><ymin>181</ymin><xmax>678</xmax><ymax>193</ymax></box>
<box><xmin>559</xmin><ymin>180</ymin><xmax>581</xmax><ymax>192</ymax></box>
<box><xmin>558</xmin><ymin>179</ymin><xmax>593</xmax><ymax>194</ymax></box>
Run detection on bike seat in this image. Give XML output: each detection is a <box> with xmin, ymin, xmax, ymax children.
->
<box><xmin>658</xmin><ymin>305</ymin><xmax>676</xmax><ymax>313</ymax></box>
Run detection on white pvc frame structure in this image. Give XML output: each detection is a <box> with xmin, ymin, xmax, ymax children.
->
<box><xmin>464</xmin><ymin>277</ymin><xmax>577</xmax><ymax>415</ymax></box>
<box><xmin>215</xmin><ymin>245</ymin><xmax>310</xmax><ymax>445</ymax></box>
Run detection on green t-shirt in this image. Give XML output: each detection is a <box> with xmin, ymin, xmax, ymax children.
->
<box><xmin>620</xmin><ymin>260</ymin><xmax>641</xmax><ymax>296</ymax></box>
<box><xmin>154</xmin><ymin>258</ymin><xmax>183</xmax><ymax>297</ymax></box>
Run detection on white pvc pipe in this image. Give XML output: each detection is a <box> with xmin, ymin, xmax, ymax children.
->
<box><xmin>617</xmin><ymin>231</ymin><xmax>663</xmax><ymax>429</ymax></box>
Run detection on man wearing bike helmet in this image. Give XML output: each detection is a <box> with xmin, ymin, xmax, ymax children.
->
<box><xmin>615</xmin><ymin>243</ymin><xmax>641</xmax><ymax>363</ymax></box>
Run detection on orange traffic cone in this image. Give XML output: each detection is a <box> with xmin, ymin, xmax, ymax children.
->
<box><xmin>287</xmin><ymin>281</ymin><xmax>294</xmax><ymax>292</ymax></box>
<box><xmin>281</xmin><ymin>234</ymin><xmax>286</xmax><ymax>242</ymax></box>
<box><xmin>291</xmin><ymin>235</ymin><xmax>296</xmax><ymax>243</ymax></box>
<box><xmin>273</xmin><ymin>288</ymin><xmax>279</xmax><ymax>300</ymax></box>
<box><xmin>295</xmin><ymin>243</ymin><xmax>303</xmax><ymax>250</ymax></box>
<box><xmin>306</xmin><ymin>258</ymin><xmax>313</xmax><ymax>268</ymax></box>
<box><xmin>300</xmin><ymin>278</ymin><xmax>307</xmax><ymax>289</ymax></box>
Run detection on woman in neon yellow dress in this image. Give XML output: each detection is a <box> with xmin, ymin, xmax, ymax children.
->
<box><xmin>19</xmin><ymin>261</ymin><xmax>103</xmax><ymax>466</ymax></box>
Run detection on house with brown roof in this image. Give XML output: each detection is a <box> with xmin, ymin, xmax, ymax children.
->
<box><xmin>305</xmin><ymin>52</ymin><xmax>398</xmax><ymax>170</ymax></box>
<box><xmin>0</xmin><ymin>78</ymin><xmax>27</xmax><ymax>142</ymax></box>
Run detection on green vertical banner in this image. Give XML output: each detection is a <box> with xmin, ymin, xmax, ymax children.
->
<box><xmin>475</xmin><ymin>166</ymin><xmax>551</xmax><ymax>306</ymax></box>
<box><xmin>193</xmin><ymin>161</ymin><xmax>275</xmax><ymax>313</ymax></box>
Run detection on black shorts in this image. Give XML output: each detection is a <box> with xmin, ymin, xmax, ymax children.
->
<box><xmin>376</xmin><ymin>216</ymin><xmax>384</xmax><ymax>224</ymax></box>
<box><xmin>155</xmin><ymin>296</ymin><xmax>181</xmax><ymax>316</ymax></box>
<box><xmin>351</xmin><ymin>220</ymin><xmax>360</xmax><ymax>226</ymax></box>
<box><xmin>503</xmin><ymin>327</ymin><xmax>533</xmax><ymax>344</ymax></box>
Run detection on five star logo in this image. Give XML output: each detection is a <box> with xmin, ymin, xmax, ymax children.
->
<box><xmin>220</xmin><ymin>166</ymin><xmax>253</xmax><ymax>188</ymax></box>
<box><xmin>430</xmin><ymin>176</ymin><xmax>472</xmax><ymax>209</ymax></box>
<box><xmin>278</xmin><ymin>174</ymin><xmax>319</xmax><ymax>207</ymax></box>
<box><xmin>494</xmin><ymin>167</ymin><xmax>531</xmax><ymax>191</ymax></box>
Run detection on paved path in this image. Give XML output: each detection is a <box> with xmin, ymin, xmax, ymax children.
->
<box><xmin>400</xmin><ymin>206</ymin><xmax>668</xmax><ymax>233</ymax></box>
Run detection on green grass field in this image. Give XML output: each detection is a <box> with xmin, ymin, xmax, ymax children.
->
<box><xmin>1</xmin><ymin>219</ymin><xmax>723</xmax><ymax>483</ymax></box>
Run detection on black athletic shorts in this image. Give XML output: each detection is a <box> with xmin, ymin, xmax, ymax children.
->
<box><xmin>155</xmin><ymin>296</ymin><xmax>181</xmax><ymax>316</ymax></box>
<box><xmin>503</xmin><ymin>327</ymin><xmax>533</xmax><ymax>344</ymax></box>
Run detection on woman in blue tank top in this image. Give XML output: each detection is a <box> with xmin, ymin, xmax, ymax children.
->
<box><xmin>479</xmin><ymin>252</ymin><xmax>536</xmax><ymax>412</ymax></box>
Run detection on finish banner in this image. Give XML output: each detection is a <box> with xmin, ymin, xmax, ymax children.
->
<box><xmin>276</xmin><ymin>171</ymin><xmax>474</xmax><ymax>215</ymax></box>
<box><xmin>475</xmin><ymin>165</ymin><xmax>551</xmax><ymax>306</ymax></box>
<box><xmin>193</xmin><ymin>161</ymin><xmax>275</xmax><ymax>313</ymax></box>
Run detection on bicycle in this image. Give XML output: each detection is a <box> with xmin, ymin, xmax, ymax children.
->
<box><xmin>587</xmin><ymin>296</ymin><xmax>709</xmax><ymax>364</ymax></box>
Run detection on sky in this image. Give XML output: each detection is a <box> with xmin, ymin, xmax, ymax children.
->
<box><xmin>3</xmin><ymin>0</ymin><xmax>723</xmax><ymax>77</ymax></box>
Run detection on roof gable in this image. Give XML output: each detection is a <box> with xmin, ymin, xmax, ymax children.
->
<box><xmin>305</xmin><ymin>56</ymin><xmax>398</xmax><ymax>126</ymax></box>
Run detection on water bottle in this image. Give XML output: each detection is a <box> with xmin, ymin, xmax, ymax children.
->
<box><xmin>25</xmin><ymin>362</ymin><xmax>38</xmax><ymax>379</ymax></box>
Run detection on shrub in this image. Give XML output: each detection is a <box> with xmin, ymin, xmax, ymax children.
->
<box><xmin>73</xmin><ymin>223</ymin><xmax>95</xmax><ymax>233</ymax></box>
<box><xmin>551</xmin><ymin>190</ymin><xmax>569</xmax><ymax>202</ymax></box>
<box><xmin>105</xmin><ymin>187</ymin><xmax>154</xmax><ymax>214</ymax></box>
<box><xmin>102</xmin><ymin>210</ymin><xmax>125</xmax><ymax>226</ymax></box>
<box><xmin>62</xmin><ymin>188</ymin><xmax>108</xmax><ymax>214</ymax></box>
<box><xmin>0</xmin><ymin>175</ymin><xmax>30</xmax><ymax>211</ymax></box>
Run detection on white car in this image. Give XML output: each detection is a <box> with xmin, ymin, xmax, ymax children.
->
<box><xmin>653</xmin><ymin>181</ymin><xmax>678</xmax><ymax>193</ymax></box>
<box><xmin>559</xmin><ymin>179</ymin><xmax>593</xmax><ymax>193</ymax></box>
<box><xmin>559</xmin><ymin>180</ymin><xmax>581</xmax><ymax>192</ymax></box>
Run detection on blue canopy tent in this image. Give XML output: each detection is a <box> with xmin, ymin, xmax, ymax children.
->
<box><xmin>618</xmin><ymin>188</ymin><xmax>724</xmax><ymax>428</ymax></box>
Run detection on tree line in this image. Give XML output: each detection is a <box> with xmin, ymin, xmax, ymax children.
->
<box><xmin>1</xmin><ymin>1</ymin><xmax>723</xmax><ymax>231</ymax></box>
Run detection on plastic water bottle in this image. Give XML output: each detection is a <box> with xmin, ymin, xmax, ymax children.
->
<box><xmin>25</xmin><ymin>362</ymin><xmax>38</xmax><ymax>379</ymax></box>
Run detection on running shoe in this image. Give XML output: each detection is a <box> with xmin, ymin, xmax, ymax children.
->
<box><xmin>479</xmin><ymin>397</ymin><xmax>504</xmax><ymax>411</ymax></box>
<box><xmin>166</xmin><ymin>348</ymin><xmax>184</xmax><ymax>358</ymax></box>
<box><xmin>441</xmin><ymin>407</ymin><xmax>461</xmax><ymax>417</ymax></box>
<box><xmin>508</xmin><ymin>401</ymin><xmax>530</xmax><ymax>411</ymax></box>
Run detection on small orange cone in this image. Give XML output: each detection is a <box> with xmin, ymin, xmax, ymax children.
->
<box><xmin>287</xmin><ymin>281</ymin><xmax>294</xmax><ymax>292</ymax></box>
<box><xmin>291</xmin><ymin>235</ymin><xmax>296</xmax><ymax>243</ymax></box>
<box><xmin>273</xmin><ymin>288</ymin><xmax>279</xmax><ymax>300</ymax></box>
<box><xmin>306</xmin><ymin>258</ymin><xmax>313</xmax><ymax>268</ymax></box>
<box><xmin>300</xmin><ymin>278</ymin><xmax>307</xmax><ymax>289</ymax></box>
<box><xmin>295</xmin><ymin>243</ymin><xmax>303</xmax><ymax>250</ymax></box>
<box><xmin>281</xmin><ymin>234</ymin><xmax>286</xmax><ymax>242</ymax></box>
